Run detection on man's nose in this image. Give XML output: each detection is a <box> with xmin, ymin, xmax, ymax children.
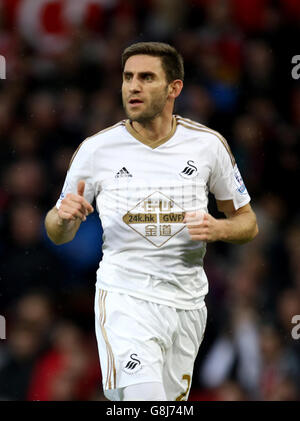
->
<box><xmin>129</xmin><ymin>76</ymin><xmax>141</xmax><ymax>93</ymax></box>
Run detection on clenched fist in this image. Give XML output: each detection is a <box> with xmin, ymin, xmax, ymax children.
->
<box><xmin>183</xmin><ymin>210</ymin><xmax>224</xmax><ymax>242</ymax></box>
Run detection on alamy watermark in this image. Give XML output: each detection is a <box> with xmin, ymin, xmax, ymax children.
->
<box><xmin>291</xmin><ymin>55</ymin><xmax>300</xmax><ymax>80</ymax></box>
<box><xmin>291</xmin><ymin>315</ymin><xmax>300</xmax><ymax>340</ymax></box>
<box><xmin>0</xmin><ymin>55</ymin><xmax>6</xmax><ymax>79</ymax></box>
<box><xmin>0</xmin><ymin>315</ymin><xmax>6</xmax><ymax>339</ymax></box>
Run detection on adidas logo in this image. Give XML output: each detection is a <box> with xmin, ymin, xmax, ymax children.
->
<box><xmin>115</xmin><ymin>167</ymin><xmax>133</xmax><ymax>178</ymax></box>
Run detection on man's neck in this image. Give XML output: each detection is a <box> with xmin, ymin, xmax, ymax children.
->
<box><xmin>131</xmin><ymin>114</ymin><xmax>174</xmax><ymax>142</ymax></box>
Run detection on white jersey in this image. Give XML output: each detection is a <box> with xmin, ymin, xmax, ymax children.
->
<box><xmin>56</xmin><ymin>115</ymin><xmax>250</xmax><ymax>310</ymax></box>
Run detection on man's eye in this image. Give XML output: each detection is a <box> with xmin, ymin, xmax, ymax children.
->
<box><xmin>144</xmin><ymin>75</ymin><xmax>153</xmax><ymax>81</ymax></box>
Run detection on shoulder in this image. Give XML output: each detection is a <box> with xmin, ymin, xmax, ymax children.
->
<box><xmin>175</xmin><ymin>115</ymin><xmax>235</xmax><ymax>166</ymax></box>
<box><xmin>176</xmin><ymin>115</ymin><xmax>226</xmax><ymax>143</ymax></box>
<box><xmin>68</xmin><ymin>120</ymin><xmax>127</xmax><ymax>167</ymax></box>
<box><xmin>83</xmin><ymin>119</ymin><xmax>127</xmax><ymax>147</ymax></box>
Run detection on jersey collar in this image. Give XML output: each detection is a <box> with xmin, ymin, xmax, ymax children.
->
<box><xmin>125</xmin><ymin>115</ymin><xmax>177</xmax><ymax>149</ymax></box>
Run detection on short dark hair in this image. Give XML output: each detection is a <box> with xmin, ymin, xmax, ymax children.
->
<box><xmin>122</xmin><ymin>42</ymin><xmax>184</xmax><ymax>83</ymax></box>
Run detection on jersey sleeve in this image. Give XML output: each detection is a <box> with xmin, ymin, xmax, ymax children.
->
<box><xmin>56</xmin><ymin>141</ymin><xmax>95</xmax><ymax>209</ymax></box>
<box><xmin>208</xmin><ymin>137</ymin><xmax>251</xmax><ymax>210</ymax></box>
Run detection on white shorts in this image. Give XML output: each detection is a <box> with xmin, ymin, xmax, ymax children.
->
<box><xmin>94</xmin><ymin>287</ymin><xmax>207</xmax><ymax>401</ymax></box>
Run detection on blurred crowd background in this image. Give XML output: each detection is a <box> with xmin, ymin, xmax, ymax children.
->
<box><xmin>0</xmin><ymin>0</ymin><xmax>300</xmax><ymax>401</ymax></box>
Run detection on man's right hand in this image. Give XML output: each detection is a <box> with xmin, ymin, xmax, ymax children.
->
<box><xmin>57</xmin><ymin>180</ymin><xmax>94</xmax><ymax>224</ymax></box>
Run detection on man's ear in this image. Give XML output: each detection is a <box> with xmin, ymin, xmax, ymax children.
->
<box><xmin>168</xmin><ymin>79</ymin><xmax>183</xmax><ymax>99</ymax></box>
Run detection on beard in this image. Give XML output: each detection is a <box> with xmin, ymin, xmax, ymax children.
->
<box><xmin>122</xmin><ymin>86</ymin><xmax>169</xmax><ymax>123</ymax></box>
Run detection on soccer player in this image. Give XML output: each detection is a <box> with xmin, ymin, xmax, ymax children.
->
<box><xmin>45</xmin><ymin>42</ymin><xmax>258</xmax><ymax>401</ymax></box>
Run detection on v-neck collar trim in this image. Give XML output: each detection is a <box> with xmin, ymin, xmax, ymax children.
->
<box><xmin>125</xmin><ymin>116</ymin><xmax>177</xmax><ymax>149</ymax></box>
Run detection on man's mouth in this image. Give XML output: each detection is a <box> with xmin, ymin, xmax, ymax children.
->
<box><xmin>129</xmin><ymin>98</ymin><xmax>143</xmax><ymax>105</ymax></box>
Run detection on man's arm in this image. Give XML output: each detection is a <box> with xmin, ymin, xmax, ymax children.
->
<box><xmin>183</xmin><ymin>200</ymin><xmax>258</xmax><ymax>244</ymax></box>
<box><xmin>45</xmin><ymin>180</ymin><xmax>94</xmax><ymax>245</ymax></box>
